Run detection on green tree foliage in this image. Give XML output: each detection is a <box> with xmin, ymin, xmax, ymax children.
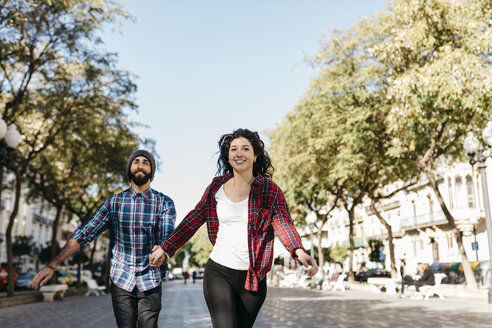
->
<box><xmin>39</xmin><ymin>241</ymin><xmax>62</xmax><ymax>264</ymax></box>
<box><xmin>0</xmin><ymin>0</ymin><xmax>141</xmax><ymax>296</ymax></box>
<box><xmin>271</xmin><ymin>0</ymin><xmax>491</xmax><ymax>288</ymax></box>
<box><xmin>366</xmin><ymin>0</ymin><xmax>492</xmax><ymax>288</ymax></box>
<box><xmin>327</xmin><ymin>245</ymin><xmax>348</xmax><ymax>265</ymax></box>
<box><xmin>189</xmin><ymin>227</ymin><xmax>213</xmax><ymax>267</ymax></box>
<box><xmin>368</xmin><ymin>239</ymin><xmax>384</xmax><ymax>264</ymax></box>
<box><xmin>269</xmin><ymin>97</ymin><xmax>343</xmax><ymax>273</ymax></box>
<box><xmin>12</xmin><ymin>235</ymin><xmax>34</xmax><ymax>259</ymax></box>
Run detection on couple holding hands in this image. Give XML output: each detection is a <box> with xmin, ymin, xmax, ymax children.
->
<box><xmin>31</xmin><ymin>128</ymin><xmax>318</xmax><ymax>328</ymax></box>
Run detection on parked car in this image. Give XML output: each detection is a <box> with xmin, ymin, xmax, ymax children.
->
<box><xmin>355</xmin><ymin>268</ymin><xmax>391</xmax><ymax>282</ymax></box>
<box><xmin>0</xmin><ymin>267</ymin><xmax>18</xmax><ymax>290</ymax></box>
<box><xmin>171</xmin><ymin>268</ymin><xmax>184</xmax><ymax>280</ymax></box>
<box><xmin>59</xmin><ymin>270</ymin><xmax>92</xmax><ymax>285</ymax></box>
<box><xmin>16</xmin><ymin>273</ymin><xmax>35</xmax><ymax>289</ymax></box>
<box><xmin>192</xmin><ymin>269</ymin><xmax>204</xmax><ymax>281</ymax></box>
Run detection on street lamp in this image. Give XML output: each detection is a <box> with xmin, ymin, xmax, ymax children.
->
<box><xmin>305</xmin><ymin>212</ymin><xmax>317</xmax><ymax>289</ymax></box>
<box><xmin>463</xmin><ymin>122</ymin><xmax>492</xmax><ymax>304</ymax></box>
<box><xmin>0</xmin><ymin>115</ymin><xmax>22</xmax><ymax>208</ymax></box>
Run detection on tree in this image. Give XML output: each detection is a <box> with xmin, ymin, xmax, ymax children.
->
<box><xmin>269</xmin><ymin>97</ymin><xmax>344</xmax><ymax>274</ymax></box>
<box><xmin>327</xmin><ymin>245</ymin><xmax>348</xmax><ymax>266</ymax></box>
<box><xmin>189</xmin><ymin>227</ymin><xmax>213</xmax><ymax>267</ymax></box>
<box><xmin>0</xmin><ymin>0</ymin><xmax>134</xmax><ymax>296</ymax></box>
<box><xmin>368</xmin><ymin>0</ymin><xmax>492</xmax><ymax>288</ymax></box>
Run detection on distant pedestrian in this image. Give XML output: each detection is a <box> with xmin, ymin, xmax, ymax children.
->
<box><xmin>32</xmin><ymin>150</ymin><xmax>176</xmax><ymax>328</ymax></box>
<box><xmin>399</xmin><ymin>258</ymin><xmax>406</xmax><ymax>296</ymax></box>
<box><xmin>160</xmin><ymin>128</ymin><xmax>318</xmax><ymax>328</ymax></box>
<box><xmin>183</xmin><ymin>271</ymin><xmax>189</xmax><ymax>284</ymax></box>
<box><xmin>192</xmin><ymin>270</ymin><xmax>197</xmax><ymax>284</ymax></box>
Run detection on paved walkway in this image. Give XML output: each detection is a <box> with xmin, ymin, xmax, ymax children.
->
<box><xmin>1</xmin><ymin>280</ymin><xmax>492</xmax><ymax>327</ymax></box>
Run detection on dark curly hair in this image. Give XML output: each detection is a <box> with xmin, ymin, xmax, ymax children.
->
<box><xmin>216</xmin><ymin>128</ymin><xmax>274</xmax><ymax>179</ymax></box>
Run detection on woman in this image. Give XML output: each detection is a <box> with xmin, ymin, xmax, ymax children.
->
<box><xmin>161</xmin><ymin>128</ymin><xmax>318</xmax><ymax>328</ymax></box>
<box><xmin>402</xmin><ymin>262</ymin><xmax>435</xmax><ymax>298</ymax></box>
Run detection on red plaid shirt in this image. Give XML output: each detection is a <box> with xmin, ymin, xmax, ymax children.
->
<box><xmin>162</xmin><ymin>174</ymin><xmax>305</xmax><ymax>291</ymax></box>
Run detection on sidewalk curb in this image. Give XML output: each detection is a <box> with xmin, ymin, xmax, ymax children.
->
<box><xmin>0</xmin><ymin>287</ymin><xmax>90</xmax><ymax>309</ymax></box>
<box><xmin>346</xmin><ymin>282</ymin><xmax>489</xmax><ymax>301</ymax></box>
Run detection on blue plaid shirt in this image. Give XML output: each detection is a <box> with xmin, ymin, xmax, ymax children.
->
<box><xmin>71</xmin><ymin>187</ymin><xmax>175</xmax><ymax>292</ymax></box>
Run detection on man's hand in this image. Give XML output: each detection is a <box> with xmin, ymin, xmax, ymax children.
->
<box><xmin>149</xmin><ymin>245</ymin><xmax>167</xmax><ymax>268</ymax></box>
<box><xmin>295</xmin><ymin>249</ymin><xmax>319</xmax><ymax>276</ymax></box>
<box><xmin>31</xmin><ymin>266</ymin><xmax>55</xmax><ymax>289</ymax></box>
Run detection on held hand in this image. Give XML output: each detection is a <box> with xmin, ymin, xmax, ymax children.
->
<box><xmin>31</xmin><ymin>266</ymin><xmax>55</xmax><ymax>289</ymax></box>
<box><xmin>149</xmin><ymin>245</ymin><xmax>166</xmax><ymax>268</ymax></box>
<box><xmin>295</xmin><ymin>249</ymin><xmax>319</xmax><ymax>276</ymax></box>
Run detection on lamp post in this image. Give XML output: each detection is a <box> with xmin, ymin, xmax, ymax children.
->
<box><xmin>463</xmin><ymin>122</ymin><xmax>492</xmax><ymax>304</ymax></box>
<box><xmin>305</xmin><ymin>212</ymin><xmax>317</xmax><ymax>289</ymax></box>
<box><xmin>0</xmin><ymin>115</ymin><xmax>21</xmax><ymax>268</ymax></box>
<box><xmin>0</xmin><ymin>115</ymin><xmax>22</xmax><ymax>205</ymax></box>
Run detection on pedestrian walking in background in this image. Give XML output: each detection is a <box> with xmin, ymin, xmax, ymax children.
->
<box><xmin>399</xmin><ymin>258</ymin><xmax>406</xmax><ymax>297</ymax></box>
<box><xmin>32</xmin><ymin>150</ymin><xmax>176</xmax><ymax>328</ymax></box>
<box><xmin>157</xmin><ymin>128</ymin><xmax>318</xmax><ymax>328</ymax></box>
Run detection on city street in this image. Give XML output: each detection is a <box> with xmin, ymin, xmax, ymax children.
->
<box><xmin>1</xmin><ymin>280</ymin><xmax>492</xmax><ymax>327</ymax></box>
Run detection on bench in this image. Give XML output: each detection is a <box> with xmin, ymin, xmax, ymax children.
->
<box><xmin>330</xmin><ymin>273</ymin><xmax>347</xmax><ymax>291</ymax></box>
<box><xmin>85</xmin><ymin>278</ymin><xmax>106</xmax><ymax>296</ymax></box>
<box><xmin>419</xmin><ymin>273</ymin><xmax>446</xmax><ymax>300</ymax></box>
<box><xmin>39</xmin><ymin>284</ymin><xmax>68</xmax><ymax>301</ymax></box>
<box><xmin>367</xmin><ymin>277</ymin><xmax>398</xmax><ymax>295</ymax></box>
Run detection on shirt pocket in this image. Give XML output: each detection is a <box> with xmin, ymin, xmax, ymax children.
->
<box><xmin>253</xmin><ymin>208</ymin><xmax>272</xmax><ymax>232</ymax></box>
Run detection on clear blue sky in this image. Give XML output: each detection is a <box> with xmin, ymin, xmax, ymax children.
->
<box><xmin>103</xmin><ymin>0</ymin><xmax>389</xmax><ymax>222</ymax></box>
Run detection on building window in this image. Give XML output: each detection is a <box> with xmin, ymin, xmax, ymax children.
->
<box><xmin>466</xmin><ymin>175</ymin><xmax>476</xmax><ymax>208</ymax></box>
<box><xmin>448</xmin><ymin>177</ymin><xmax>454</xmax><ymax>209</ymax></box>
<box><xmin>455</xmin><ymin>176</ymin><xmax>464</xmax><ymax>208</ymax></box>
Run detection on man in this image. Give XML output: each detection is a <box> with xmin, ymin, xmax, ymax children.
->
<box><xmin>32</xmin><ymin>150</ymin><xmax>175</xmax><ymax>328</ymax></box>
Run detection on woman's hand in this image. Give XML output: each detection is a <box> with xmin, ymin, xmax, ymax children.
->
<box><xmin>149</xmin><ymin>246</ymin><xmax>167</xmax><ymax>268</ymax></box>
<box><xmin>295</xmin><ymin>249</ymin><xmax>319</xmax><ymax>276</ymax></box>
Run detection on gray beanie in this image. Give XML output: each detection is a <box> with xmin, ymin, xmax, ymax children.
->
<box><xmin>126</xmin><ymin>149</ymin><xmax>156</xmax><ymax>182</ymax></box>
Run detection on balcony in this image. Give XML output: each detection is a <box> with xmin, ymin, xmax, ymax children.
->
<box><xmin>400</xmin><ymin>211</ymin><xmax>448</xmax><ymax>230</ymax></box>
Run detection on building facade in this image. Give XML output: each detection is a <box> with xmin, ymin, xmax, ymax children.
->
<box><xmin>0</xmin><ymin>173</ymin><xmax>109</xmax><ymax>274</ymax></box>
<box><xmin>297</xmin><ymin>161</ymin><xmax>491</xmax><ymax>283</ymax></box>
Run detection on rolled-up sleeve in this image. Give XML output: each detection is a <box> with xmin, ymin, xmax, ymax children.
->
<box><xmin>71</xmin><ymin>198</ymin><xmax>111</xmax><ymax>247</ymax></box>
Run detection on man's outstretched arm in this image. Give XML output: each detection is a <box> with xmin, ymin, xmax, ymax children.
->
<box><xmin>31</xmin><ymin>238</ymin><xmax>81</xmax><ymax>289</ymax></box>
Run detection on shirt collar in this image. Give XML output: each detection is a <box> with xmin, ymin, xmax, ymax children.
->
<box><xmin>220</xmin><ymin>173</ymin><xmax>264</xmax><ymax>188</ymax></box>
<box><xmin>129</xmin><ymin>186</ymin><xmax>152</xmax><ymax>199</ymax></box>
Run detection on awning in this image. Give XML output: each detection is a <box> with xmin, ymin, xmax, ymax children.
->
<box><xmin>430</xmin><ymin>262</ymin><xmax>444</xmax><ymax>271</ymax></box>
<box><xmin>449</xmin><ymin>262</ymin><xmax>462</xmax><ymax>272</ymax></box>
<box><xmin>342</xmin><ymin>238</ymin><xmax>365</xmax><ymax>249</ymax></box>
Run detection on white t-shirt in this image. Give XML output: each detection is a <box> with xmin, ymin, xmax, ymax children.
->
<box><xmin>209</xmin><ymin>185</ymin><xmax>250</xmax><ymax>270</ymax></box>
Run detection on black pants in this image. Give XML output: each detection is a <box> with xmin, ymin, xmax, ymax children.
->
<box><xmin>111</xmin><ymin>282</ymin><xmax>162</xmax><ymax>328</ymax></box>
<box><xmin>203</xmin><ymin>258</ymin><xmax>267</xmax><ymax>328</ymax></box>
<box><xmin>402</xmin><ymin>275</ymin><xmax>425</xmax><ymax>292</ymax></box>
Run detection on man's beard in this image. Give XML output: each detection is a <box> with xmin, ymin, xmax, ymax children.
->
<box><xmin>130</xmin><ymin>170</ymin><xmax>151</xmax><ymax>186</ymax></box>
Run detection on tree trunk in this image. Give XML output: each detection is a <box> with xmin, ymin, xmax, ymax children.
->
<box><xmin>348</xmin><ymin>207</ymin><xmax>355</xmax><ymax>283</ymax></box>
<box><xmin>316</xmin><ymin>228</ymin><xmax>324</xmax><ymax>274</ymax></box>
<box><xmin>49</xmin><ymin>204</ymin><xmax>63</xmax><ymax>285</ymax></box>
<box><xmin>422</xmin><ymin>168</ymin><xmax>477</xmax><ymax>289</ymax></box>
<box><xmin>6</xmin><ymin>168</ymin><xmax>21</xmax><ymax>297</ymax></box>
<box><xmin>370</xmin><ymin>199</ymin><xmax>397</xmax><ymax>278</ymax></box>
